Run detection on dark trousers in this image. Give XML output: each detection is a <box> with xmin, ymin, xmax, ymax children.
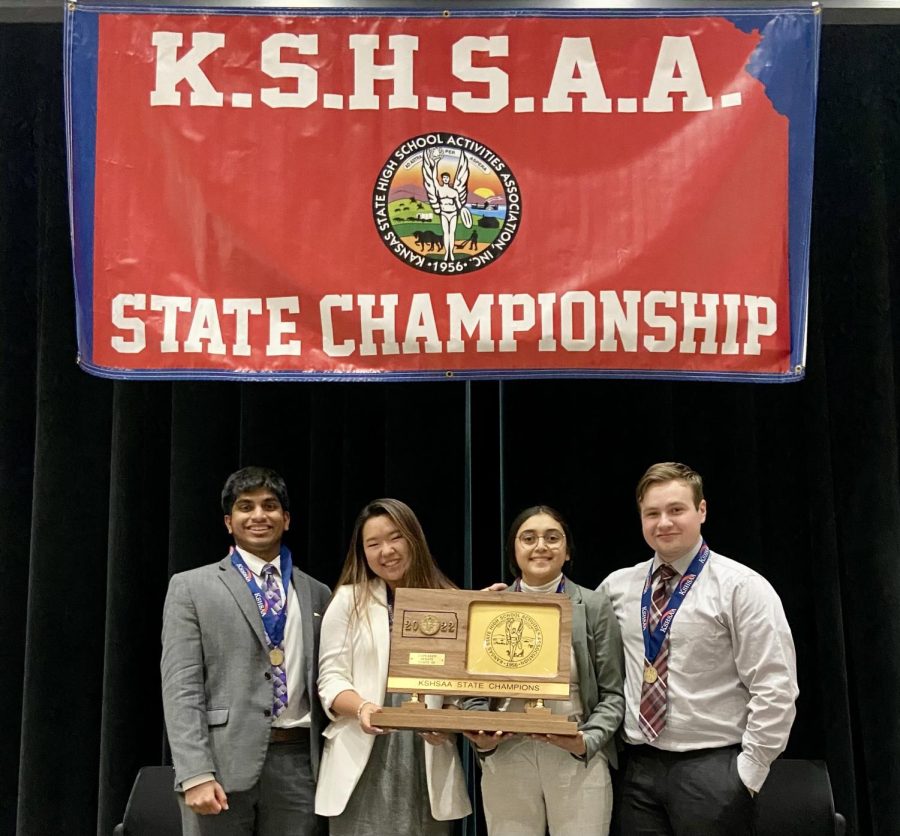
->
<box><xmin>179</xmin><ymin>735</ymin><xmax>324</xmax><ymax>836</ymax></box>
<box><xmin>617</xmin><ymin>744</ymin><xmax>756</xmax><ymax>836</ymax></box>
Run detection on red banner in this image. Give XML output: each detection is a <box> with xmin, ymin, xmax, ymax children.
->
<box><xmin>66</xmin><ymin>6</ymin><xmax>819</xmax><ymax>381</ymax></box>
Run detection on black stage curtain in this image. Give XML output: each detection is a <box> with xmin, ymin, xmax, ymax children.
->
<box><xmin>2</xmin><ymin>21</ymin><xmax>898</xmax><ymax>836</ymax></box>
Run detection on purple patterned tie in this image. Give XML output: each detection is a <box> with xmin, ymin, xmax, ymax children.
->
<box><xmin>262</xmin><ymin>564</ymin><xmax>288</xmax><ymax>717</ymax></box>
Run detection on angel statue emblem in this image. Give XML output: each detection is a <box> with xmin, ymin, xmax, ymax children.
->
<box><xmin>372</xmin><ymin>133</ymin><xmax>521</xmax><ymax>274</ymax></box>
<box><xmin>423</xmin><ymin>148</ymin><xmax>473</xmax><ymax>262</ymax></box>
<box><xmin>485</xmin><ymin>610</ymin><xmax>543</xmax><ymax>668</ymax></box>
<box><xmin>505</xmin><ymin>616</ymin><xmax>525</xmax><ymax>662</ymax></box>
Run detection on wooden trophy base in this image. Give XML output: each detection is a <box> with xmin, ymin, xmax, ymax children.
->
<box><xmin>373</xmin><ymin>699</ymin><xmax>578</xmax><ymax>736</ymax></box>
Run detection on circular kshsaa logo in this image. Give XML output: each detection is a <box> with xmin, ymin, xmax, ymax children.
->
<box><xmin>484</xmin><ymin>611</ymin><xmax>543</xmax><ymax>669</ymax></box>
<box><xmin>373</xmin><ymin>133</ymin><xmax>521</xmax><ymax>274</ymax></box>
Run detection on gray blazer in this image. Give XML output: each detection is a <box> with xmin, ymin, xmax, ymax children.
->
<box><xmin>161</xmin><ymin>555</ymin><xmax>331</xmax><ymax>792</ymax></box>
<box><xmin>568</xmin><ymin>581</ymin><xmax>625</xmax><ymax>767</ymax></box>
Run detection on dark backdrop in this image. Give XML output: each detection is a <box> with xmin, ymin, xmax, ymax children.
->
<box><xmin>2</xmin><ymin>20</ymin><xmax>899</xmax><ymax>836</ymax></box>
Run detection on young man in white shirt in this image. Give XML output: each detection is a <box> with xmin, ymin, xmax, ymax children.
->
<box><xmin>600</xmin><ymin>462</ymin><xmax>798</xmax><ymax>835</ymax></box>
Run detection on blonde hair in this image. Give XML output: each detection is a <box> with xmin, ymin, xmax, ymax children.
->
<box><xmin>636</xmin><ymin>462</ymin><xmax>704</xmax><ymax>509</ymax></box>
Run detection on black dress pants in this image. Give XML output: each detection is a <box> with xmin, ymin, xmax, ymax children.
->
<box><xmin>618</xmin><ymin>744</ymin><xmax>756</xmax><ymax>836</ymax></box>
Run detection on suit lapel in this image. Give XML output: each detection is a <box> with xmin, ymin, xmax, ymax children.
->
<box><xmin>292</xmin><ymin>567</ymin><xmax>315</xmax><ymax>692</ymax></box>
<box><xmin>218</xmin><ymin>556</ymin><xmax>269</xmax><ymax>651</ymax></box>
<box><xmin>372</xmin><ymin>582</ymin><xmax>391</xmax><ymax>683</ymax></box>
<box><xmin>567</xmin><ymin>582</ymin><xmax>587</xmax><ymax>684</ymax></box>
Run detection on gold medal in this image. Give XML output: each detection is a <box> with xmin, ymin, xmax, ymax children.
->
<box><xmin>269</xmin><ymin>648</ymin><xmax>285</xmax><ymax>666</ymax></box>
<box><xmin>643</xmin><ymin>664</ymin><xmax>658</xmax><ymax>684</ymax></box>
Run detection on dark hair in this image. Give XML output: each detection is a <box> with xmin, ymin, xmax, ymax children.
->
<box><xmin>221</xmin><ymin>466</ymin><xmax>290</xmax><ymax>515</ymax></box>
<box><xmin>635</xmin><ymin>462</ymin><xmax>704</xmax><ymax>509</ymax></box>
<box><xmin>336</xmin><ymin>498</ymin><xmax>455</xmax><ymax>615</ymax></box>
<box><xmin>505</xmin><ymin>505</ymin><xmax>575</xmax><ymax>578</ymax></box>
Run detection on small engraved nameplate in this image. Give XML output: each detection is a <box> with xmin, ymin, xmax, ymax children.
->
<box><xmin>408</xmin><ymin>652</ymin><xmax>446</xmax><ymax>666</ymax></box>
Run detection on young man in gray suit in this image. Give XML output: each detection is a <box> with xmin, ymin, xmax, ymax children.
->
<box><xmin>162</xmin><ymin>466</ymin><xmax>331</xmax><ymax>836</ymax></box>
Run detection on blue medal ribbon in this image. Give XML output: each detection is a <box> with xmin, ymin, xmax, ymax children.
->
<box><xmin>641</xmin><ymin>541</ymin><xmax>710</xmax><ymax>664</ymax></box>
<box><xmin>231</xmin><ymin>545</ymin><xmax>292</xmax><ymax>649</ymax></box>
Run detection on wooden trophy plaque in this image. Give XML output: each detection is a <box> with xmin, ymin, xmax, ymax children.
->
<box><xmin>373</xmin><ymin>588</ymin><xmax>577</xmax><ymax>735</ymax></box>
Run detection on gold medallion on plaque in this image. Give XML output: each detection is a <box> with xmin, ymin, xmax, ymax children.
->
<box><xmin>419</xmin><ymin>614</ymin><xmax>441</xmax><ymax>636</ymax></box>
<box><xmin>485</xmin><ymin>611</ymin><xmax>543</xmax><ymax>668</ymax></box>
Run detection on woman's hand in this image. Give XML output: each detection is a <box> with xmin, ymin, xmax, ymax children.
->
<box><xmin>418</xmin><ymin>730</ymin><xmax>453</xmax><ymax>746</ymax></box>
<box><xmin>530</xmin><ymin>731</ymin><xmax>587</xmax><ymax>755</ymax></box>
<box><xmin>331</xmin><ymin>690</ymin><xmax>389</xmax><ymax>735</ymax></box>
<box><xmin>463</xmin><ymin>730</ymin><xmax>506</xmax><ymax>752</ymax></box>
<box><xmin>357</xmin><ymin>700</ymin><xmax>386</xmax><ymax>735</ymax></box>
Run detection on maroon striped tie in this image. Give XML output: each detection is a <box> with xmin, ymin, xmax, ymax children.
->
<box><xmin>639</xmin><ymin>564</ymin><xmax>677</xmax><ymax>741</ymax></box>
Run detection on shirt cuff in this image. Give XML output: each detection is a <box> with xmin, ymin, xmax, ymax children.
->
<box><xmin>182</xmin><ymin>773</ymin><xmax>216</xmax><ymax>791</ymax></box>
<box><xmin>736</xmin><ymin>753</ymin><xmax>769</xmax><ymax>794</ymax></box>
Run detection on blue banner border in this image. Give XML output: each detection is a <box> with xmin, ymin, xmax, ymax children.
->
<box><xmin>65</xmin><ymin>7</ymin><xmax>100</xmax><ymax>365</ymax></box>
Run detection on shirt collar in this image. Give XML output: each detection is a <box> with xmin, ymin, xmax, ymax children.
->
<box><xmin>235</xmin><ymin>546</ymin><xmax>280</xmax><ymax>578</ymax></box>
<box><xmin>520</xmin><ymin>574</ymin><xmax>564</xmax><ymax>594</ymax></box>
<box><xmin>652</xmin><ymin>537</ymin><xmax>703</xmax><ymax>577</ymax></box>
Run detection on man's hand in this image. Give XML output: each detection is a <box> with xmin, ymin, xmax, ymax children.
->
<box><xmin>185</xmin><ymin>780</ymin><xmax>229</xmax><ymax>815</ymax></box>
<box><xmin>530</xmin><ymin>731</ymin><xmax>587</xmax><ymax>756</ymax></box>
<box><xmin>463</xmin><ymin>730</ymin><xmax>506</xmax><ymax>751</ymax></box>
<box><xmin>481</xmin><ymin>583</ymin><xmax>508</xmax><ymax>592</ymax></box>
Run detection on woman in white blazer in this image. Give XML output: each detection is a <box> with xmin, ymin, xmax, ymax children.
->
<box><xmin>315</xmin><ymin>498</ymin><xmax>471</xmax><ymax>835</ymax></box>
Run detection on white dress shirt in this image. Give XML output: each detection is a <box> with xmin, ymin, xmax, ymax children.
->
<box><xmin>236</xmin><ymin>547</ymin><xmax>309</xmax><ymax>729</ymax></box>
<box><xmin>600</xmin><ymin>539</ymin><xmax>798</xmax><ymax>792</ymax></box>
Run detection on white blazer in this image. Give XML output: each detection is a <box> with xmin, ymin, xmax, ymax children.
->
<box><xmin>315</xmin><ymin>582</ymin><xmax>472</xmax><ymax>820</ymax></box>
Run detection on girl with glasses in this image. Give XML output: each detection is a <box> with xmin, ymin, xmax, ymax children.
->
<box><xmin>466</xmin><ymin>505</ymin><xmax>625</xmax><ymax>836</ymax></box>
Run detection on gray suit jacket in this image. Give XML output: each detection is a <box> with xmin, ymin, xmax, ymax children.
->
<box><xmin>568</xmin><ymin>581</ymin><xmax>625</xmax><ymax>767</ymax></box>
<box><xmin>161</xmin><ymin>555</ymin><xmax>331</xmax><ymax>792</ymax></box>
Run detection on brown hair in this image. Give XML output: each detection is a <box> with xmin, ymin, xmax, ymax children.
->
<box><xmin>635</xmin><ymin>462</ymin><xmax>704</xmax><ymax>509</ymax></box>
<box><xmin>505</xmin><ymin>505</ymin><xmax>574</xmax><ymax>578</ymax></box>
<box><xmin>335</xmin><ymin>498</ymin><xmax>455</xmax><ymax>618</ymax></box>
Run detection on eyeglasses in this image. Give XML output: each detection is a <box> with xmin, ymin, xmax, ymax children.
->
<box><xmin>517</xmin><ymin>530</ymin><xmax>565</xmax><ymax>549</ymax></box>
